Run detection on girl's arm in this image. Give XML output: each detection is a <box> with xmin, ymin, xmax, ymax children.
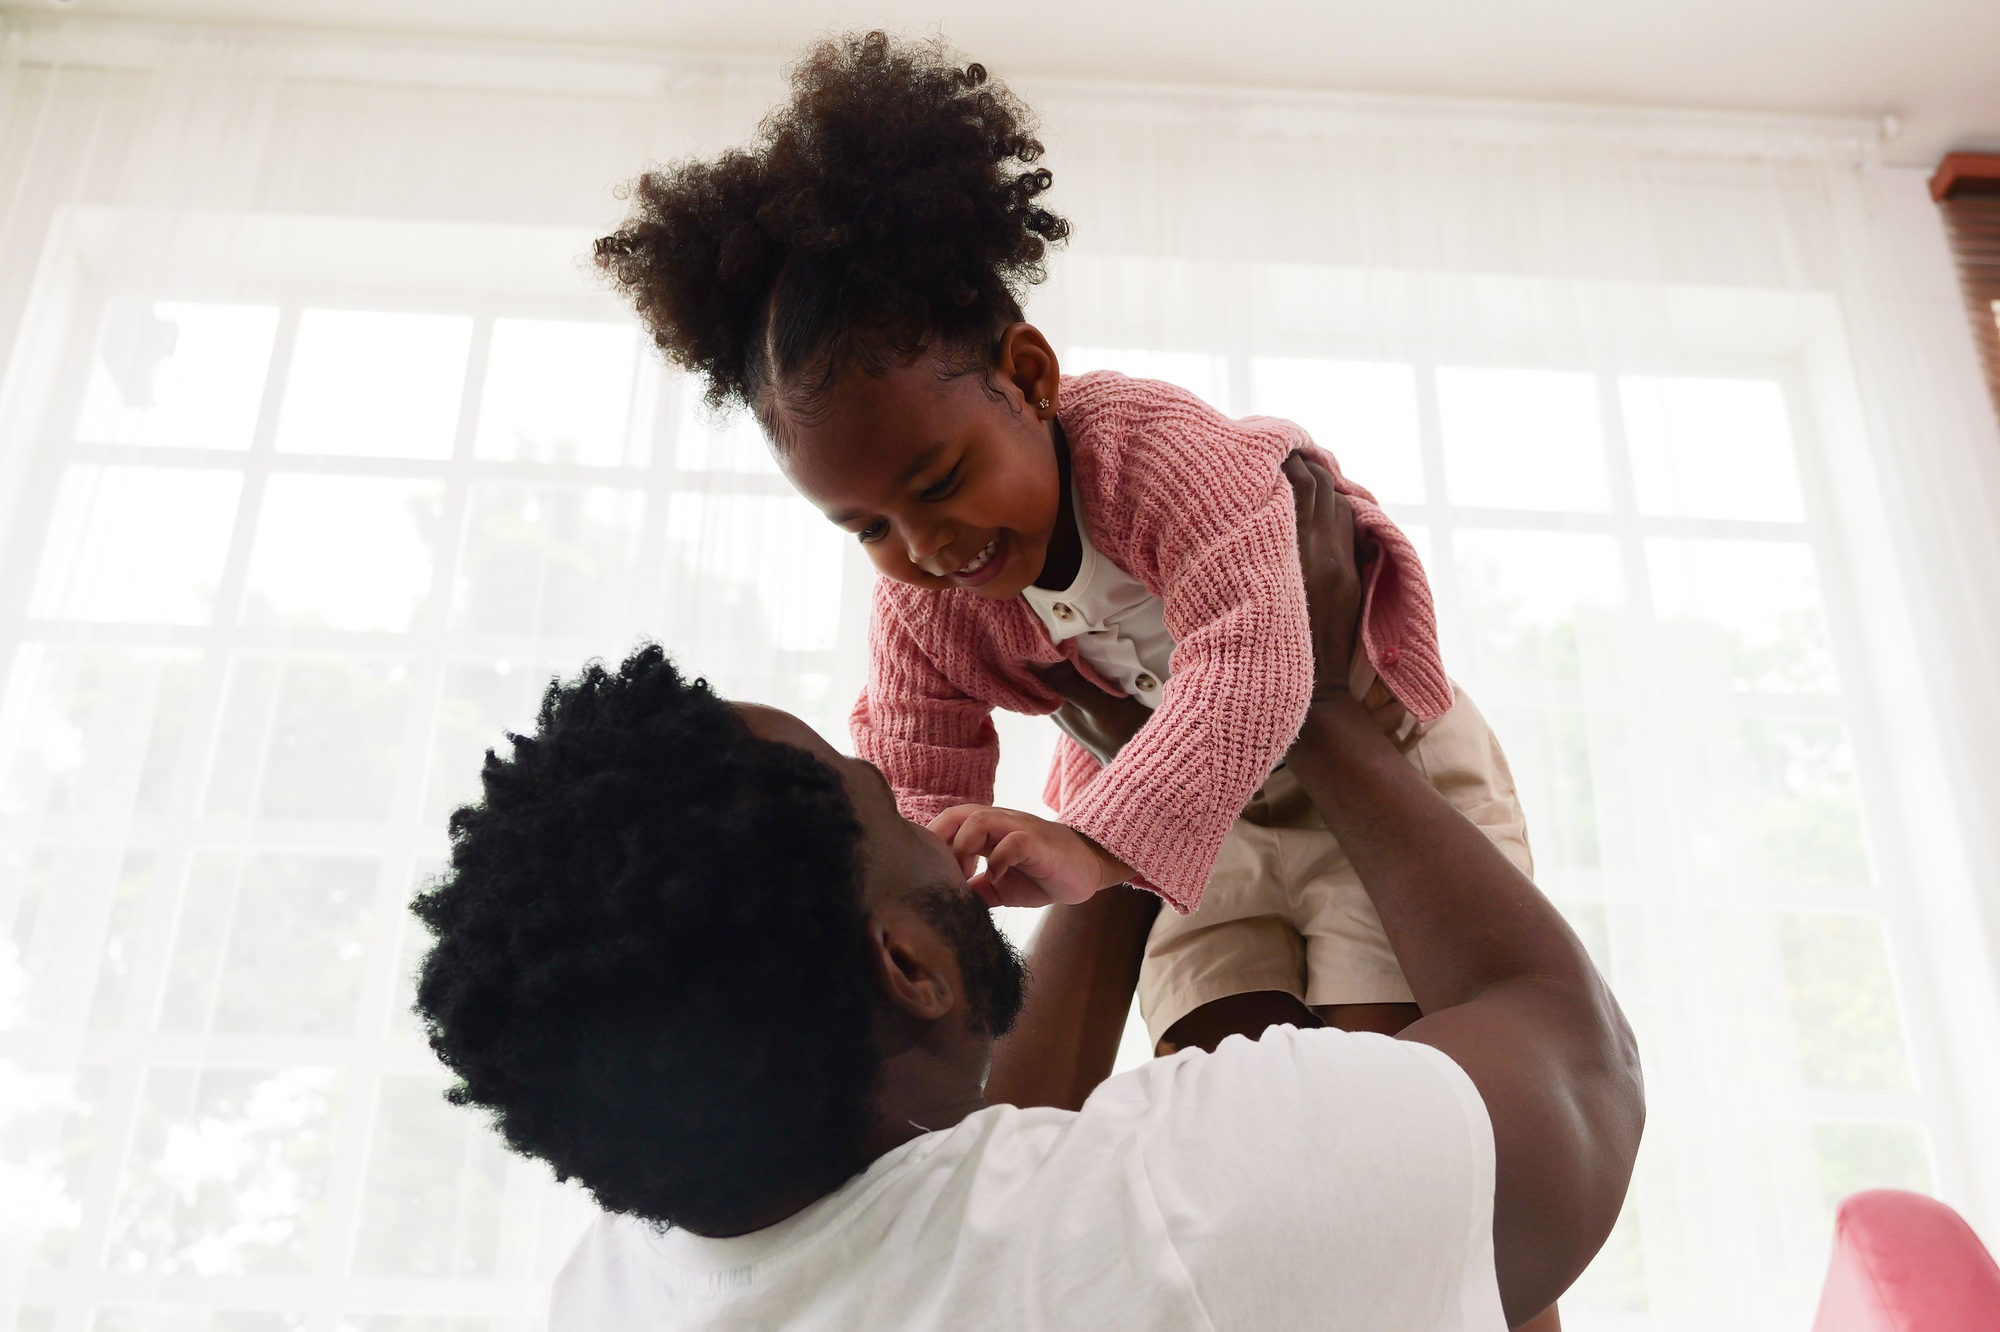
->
<box><xmin>1055</xmin><ymin>459</ymin><xmax>1322</xmax><ymax>912</ymax></box>
<box><xmin>935</xmin><ymin>451</ymin><xmax>1338</xmax><ymax>911</ymax></box>
<box><xmin>850</xmin><ymin>583</ymin><xmax>1002</xmax><ymax>824</ymax></box>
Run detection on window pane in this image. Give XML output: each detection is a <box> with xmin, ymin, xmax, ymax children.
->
<box><xmin>275</xmin><ymin>311</ymin><xmax>470</xmax><ymax>459</ymax></box>
<box><xmin>1781</xmin><ymin>913</ymin><xmax>1914</xmax><ymax>1091</ymax></box>
<box><xmin>1813</xmin><ymin>1122</ymin><xmax>1932</xmax><ymax>1210</ymax></box>
<box><xmin>30</xmin><ymin>466</ymin><xmax>242</xmax><ymax>625</ymax></box>
<box><xmin>663</xmin><ymin>493</ymin><xmax>845</xmax><ymax>655</ymax></box>
<box><xmin>673</xmin><ymin>393</ymin><xmax>774</xmax><ymax>473</ymax></box>
<box><xmin>1452</xmin><ymin>529</ymin><xmax>1627</xmax><ymax>685</ymax></box>
<box><xmin>87</xmin><ymin>852</ymin><xmax>158</xmax><ymax>1031</ymax></box>
<box><xmin>0</xmin><ymin>1062</ymin><xmax>107</xmax><ymax>1270</ymax></box>
<box><xmin>1738</xmin><ymin>1117</ymin><xmax>1934</xmax><ymax>1300</ymax></box>
<box><xmin>76</xmin><ymin>302</ymin><xmax>279</xmax><ymax>450</ymax></box>
<box><xmin>107</xmin><ymin>1066</ymin><xmax>338</xmax><ymax>1275</ymax></box>
<box><xmin>1623</xmin><ymin>376</ymin><xmax>1806</xmax><ymax>522</ymax></box>
<box><xmin>473</xmin><ymin>319</ymin><xmax>654</xmax><ymax>467</ymax></box>
<box><xmin>244</xmin><ymin>476</ymin><xmax>441</xmax><ymax>632</ymax></box>
<box><xmin>351</xmin><ymin>1074</ymin><xmax>509</xmax><ymax>1278</ymax></box>
<box><xmin>1648</xmin><ymin>539</ymin><xmax>1837</xmax><ymax>695</ymax></box>
<box><xmin>0</xmin><ymin>646</ymin><xmax>200</xmax><ymax>820</ymax></box>
<box><xmin>422</xmin><ymin>663</ymin><xmax>546</xmax><ymax>823</ymax></box>
<box><xmin>450</xmin><ymin>484</ymin><xmax>644</xmax><ymax>637</ymax></box>
<box><xmin>204</xmin><ymin>657</ymin><xmax>410</xmax><ymax>822</ymax></box>
<box><xmin>1711</xmin><ymin>908</ymin><xmax>1913</xmax><ymax>1093</ymax></box>
<box><xmin>1678</xmin><ymin>718</ymin><xmax>1872</xmax><ymax>890</ymax></box>
<box><xmin>158</xmin><ymin>853</ymin><xmax>376</xmax><ymax>1036</ymax></box>
<box><xmin>1248</xmin><ymin>357</ymin><xmax>1424</xmax><ymax>503</ymax></box>
<box><xmin>1063</xmin><ymin>346</ymin><xmax>1230</xmax><ymax>412</ymax></box>
<box><xmin>4</xmin><ymin>848</ymin><xmax>152</xmax><ymax>1036</ymax></box>
<box><xmin>1483</xmin><ymin>705</ymin><xmax>1603</xmax><ymax>872</ymax></box>
<box><xmin>1439</xmin><ymin>367</ymin><xmax>1608</xmax><ymax>511</ymax></box>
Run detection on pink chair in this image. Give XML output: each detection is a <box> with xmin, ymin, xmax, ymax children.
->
<box><xmin>1812</xmin><ymin>1189</ymin><xmax>2000</xmax><ymax>1331</ymax></box>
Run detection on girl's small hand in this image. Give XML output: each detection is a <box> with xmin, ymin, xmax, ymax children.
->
<box><xmin>927</xmin><ymin>805</ymin><xmax>1134</xmax><ymax>909</ymax></box>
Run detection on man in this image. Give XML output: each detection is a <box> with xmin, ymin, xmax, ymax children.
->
<box><xmin>411</xmin><ymin>459</ymin><xmax>1642</xmax><ymax>1329</ymax></box>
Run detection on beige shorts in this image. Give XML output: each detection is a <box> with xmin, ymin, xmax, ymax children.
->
<box><xmin>1136</xmin><ymin>683</ymin><xmax>1533</xmax><ymax>1047</ymax></box>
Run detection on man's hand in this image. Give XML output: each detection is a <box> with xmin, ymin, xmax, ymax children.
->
<box><xmin>1284</xmin><ymin>453</ymin><xmax>1374</xmax><ymax>703</ymax></box>
<box><xmin>927</xmin><ymin>804</ymin><xmax>1134</xmax><ymax>908</ymax></box>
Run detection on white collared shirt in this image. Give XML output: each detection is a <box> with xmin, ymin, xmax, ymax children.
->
<box><xmin>1021</xmin><ymin>494</ymin><xmax>1177</xmax><ymax>709</ymax></box>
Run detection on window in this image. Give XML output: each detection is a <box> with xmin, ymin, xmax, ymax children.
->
<box><xmin>0</xmin><ymin>211</ymin><xmax>868</xmax><ymax>1327</ymax></box>
<box><xmin>0</xmin><ymin>225</ymin><xmax>1976</xmax><ymax>1328</ymax></box>
<box><xmin>1033</xmin><ymin>259</ymin><xmax>1953</xmax><ymax>1322</ymax></box>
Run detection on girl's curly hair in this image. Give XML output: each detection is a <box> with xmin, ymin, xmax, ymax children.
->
<box><xmin>594</xmin><ymin>31</ymin><xmax>1069</xmax><ymax>424</ymax></box>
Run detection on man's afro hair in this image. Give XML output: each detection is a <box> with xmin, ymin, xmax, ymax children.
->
<box><xmin>409</xmin><ymin>645</ymin><xmax>880</xmax><ymax>1236</ymax></box>
<box><xmin>593</xmin><ymin>31</ymin><xmax>1069</xmax><ymax>415</ymax></box>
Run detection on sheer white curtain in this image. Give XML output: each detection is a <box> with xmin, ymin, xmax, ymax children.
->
<box><xmin>3</xmin><ymin>17</ymin><xmax>1998</xmax><ymax>1332</ymax></box>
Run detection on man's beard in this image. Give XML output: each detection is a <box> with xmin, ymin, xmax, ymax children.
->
<box><xmin>919</xmin><ymin>888</ymin><xmax>1028</xmax><ymax>1038</ymax></box>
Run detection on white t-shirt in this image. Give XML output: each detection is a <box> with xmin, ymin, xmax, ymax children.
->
<box><xmin>1021</xmin><ymin>484</ymin><xmax>1177</xmax><ymax>710</ymax></box>
<box><xmin>550</xmin><ymin>1026</ymin><xmax>1506</xmax><ymax>1331</ymax></box>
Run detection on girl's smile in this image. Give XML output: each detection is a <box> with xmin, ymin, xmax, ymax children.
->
<box><xmin>951</xmin><ymin>532</ymin><xmax>1006</xmax><ymax>586</ymax></box>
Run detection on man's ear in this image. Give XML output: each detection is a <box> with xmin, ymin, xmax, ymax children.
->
<box><xmin>865</xmin><ymin>906</ymin><xmax>957</xmax><ymax>1022</ymax></box>
<box><xmin>996</xmin><ymin>324</ymin><xmax>1060</xmax><ymax>421</ymax></box>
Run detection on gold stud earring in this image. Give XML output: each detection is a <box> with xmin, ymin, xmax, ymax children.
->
<box><xmin>1038</xmin><ymin>397</ymin><xmax>1052</xmax><ymax>411</ymax></box>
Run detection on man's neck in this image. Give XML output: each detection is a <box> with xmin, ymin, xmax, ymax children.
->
<box><xmin>865</xmin><ymin>1034</ymin><xmax>992</xmax><ymax>1155</ymax></box>
<box><xmin>694</xmin><ymin>1082</ymin><xmax>988</xmax><ymax>1240</ymax></box>
<box><xmin>707</xmin><ymin>1028</ymin><xmax>991</xmax><ymax>1238</ymax></box>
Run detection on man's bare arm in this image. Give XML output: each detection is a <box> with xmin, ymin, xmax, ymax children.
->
<box><xmin>1281</xmin><ymin>456</ymin><xmax>1644</xmax><ymax>1325</ymax></box>
<box><xmin>984</xmin><ymin>886</ymin><xmax>1159</xmax><ymax>1111</ymax></box>
<box><xmin>981</xmin><ymin>663</ymin><xmax>1157</xmax><ymax>1110</ymax></box>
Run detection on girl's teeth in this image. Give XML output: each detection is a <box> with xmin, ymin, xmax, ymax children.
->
<box><xmin>959</xmin><ymin>536</ymin><xmax>998</xmax><ymax>575</ymax></box>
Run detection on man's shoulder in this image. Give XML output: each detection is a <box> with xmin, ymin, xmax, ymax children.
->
<box><xmin>1110</xmin><ymin>1024</ymin><xmax>1486</xmax><ymax>1132</ymax></box>
<box><xmin>548</xmin><ymin>1037</ymin><xmax>1503</xmax><ymax>1331</ymax></box>
<box><xmin>1102</xmin><ymin>1028</ymin><xmax>1507</xmax><ymax>1331</ymax></box>
<box><xmin>545</xmin><ymin>1108</ymin><xmax>1164</xmax><ymax>1330</ymax></box>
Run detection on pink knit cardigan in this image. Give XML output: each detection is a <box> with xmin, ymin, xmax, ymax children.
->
<box><xmin>850</xmin><ymin>371</ymin><xmax>1450</xmax><ymax>913</ymax></box>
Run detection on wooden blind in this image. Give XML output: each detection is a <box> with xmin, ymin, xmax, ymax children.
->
<box><xmin>1931</xmin><ymin>153</ymin><xmax>2000</xmax><ymax>428</ymax></box>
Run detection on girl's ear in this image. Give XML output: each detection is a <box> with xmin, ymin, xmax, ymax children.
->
<box><xmin>995</xmin><ymin>323</ymin><xmax>1061</xmax><ymax>420</ymax></box>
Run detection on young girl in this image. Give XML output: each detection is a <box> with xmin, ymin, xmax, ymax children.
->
<box><xmin>595</xmin><ymin>33</ymin><xmax>1535</xmax><ymax>1052</ymax></box>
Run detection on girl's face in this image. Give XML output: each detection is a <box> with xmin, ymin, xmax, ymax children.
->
<box><xmin>775</xmin><ymin>327</ymin><xmax>1063</xmax><ymax>601</ymax></box>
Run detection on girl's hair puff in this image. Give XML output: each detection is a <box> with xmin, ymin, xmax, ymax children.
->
<box><xmin>593</xmin><ymin>32</ymin><xmax>1069</xmax><ymax>426</ymax></box>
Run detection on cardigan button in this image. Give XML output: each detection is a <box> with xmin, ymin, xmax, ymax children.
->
<box><xmin>1381</xmin><ymin>645</ymin><xmax>1403</xmax><ymax>668</ymax></box>
<box><xmin>1134</xmin><ymin>672</ymin><xmax>1159</xmax><ymax>693</ymax></box>
<box><xmin>1051</xmin><ymin>602</ymin><xmax>1075</xmax><ymax>621</ymax></box>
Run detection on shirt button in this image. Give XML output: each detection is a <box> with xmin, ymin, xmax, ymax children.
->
<box><xmin>1381</xmin><ymin>645</ymin><xmax>1403</xmax><ymax>668</ymax></box>
<box><xmin>1134</xmin><ymin>672</ymin><xmax>1159</xmax><ymax>693</ymax></box>
<box><xmin>1052</xmin><ymin>603</ymin><xmax>1075</xmax><ymax>621</ymax></box>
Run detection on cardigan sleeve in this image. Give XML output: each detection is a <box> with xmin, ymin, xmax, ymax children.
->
<box><xmin>1057</xmin><ymin>469</ymin><xmax>1315</xmax><ymax>914</ymax></box>
<box><xmin>850</xmin><ymin>584</ymin><xmax>1001</xmax><ymax>827</ymax></box>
